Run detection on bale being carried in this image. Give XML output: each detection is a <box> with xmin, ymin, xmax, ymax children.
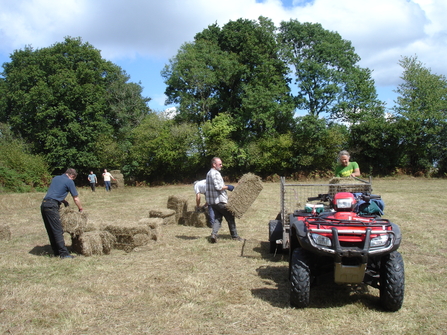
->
<box><xmin>60</xmin><ymin>207</ymin><xmax>88</xmax><ymax>236</ymax></box>
<box><xmin>226</xmin><ymin>173</ymin><xmax>263</xmax><ymax>219</ymax></box>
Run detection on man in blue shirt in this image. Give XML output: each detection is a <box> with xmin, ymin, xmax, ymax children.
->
<box><xmin>41</xmin><ymin>168</ymin><xmax>83</xmax><ymax>259</ymax></box>
<box><xmin>87</xmin><ymin>171</ymin><xmax>97</xmax><ymax>192</ymax></box>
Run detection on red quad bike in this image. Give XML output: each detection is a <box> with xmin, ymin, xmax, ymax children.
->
<box><xmin>268</xmin><ymin>177</ymin><xmax>404</xmax><ymax>311</ymax></box>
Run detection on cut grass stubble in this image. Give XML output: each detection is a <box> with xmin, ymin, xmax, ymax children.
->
<box><xmin>0</xmin><ymin>178</ymin><xmax>446</xmax><ymax>334</ymax></box>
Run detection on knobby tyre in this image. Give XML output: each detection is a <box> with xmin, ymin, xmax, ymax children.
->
<box><xmin>290</xmin><ymin>248</ymin><xmax>311</xmax><ymax>308</ymax></box>
<box><xmin>380</xmin><ymin>251</ymin><xmax>405</xmax><ymax>311</ymax></box>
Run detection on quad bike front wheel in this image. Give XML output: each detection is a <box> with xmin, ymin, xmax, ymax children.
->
<box><xmin>380</xmin><ymin>251</ymin><xmax>405</xmax><ymax>311</ymax></box>
<box><xmin>290</xmin><ymin>248</ymin><xmax>311</xmax><ymax>308</ymax></box>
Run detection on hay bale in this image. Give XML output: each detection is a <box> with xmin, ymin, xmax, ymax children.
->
<box><xmin>0</xmin><ymin>224</ymin><xmax>11</xmax><ymax>241</ymax></box>
<box><xmin>328</xmin><ymin>177</ymin><xmax>371</xmax><ymax>195</ymax></box>
<box><xmin>71</xmin><ymin>231</ymin><xmax>116</xmax><ymax>256</ymax></box>
<box><xmin>104</xmin><ymin>223</ymin><xmax>151</xmax><ymax>252</ymax></box>
<box><xmin>60</xmin><ymin>207</ymin><xmax>88</xmax><ymax>235</ymax></box>
<box><xmin>149</xmin><ymin>208</ymin><xmax>176</xmax><ymax>225</ymax></box>
<box><xmin>226</xmin><ymin>173</ymin><xmax>263</xmax><ymax>219</ymax></box>
<box><xmin>182</xmin><ymin>211</ymin><xmax>208</xmax><ymax>228</ymax></box>
<box><xmin>138</xmin><ymin>218</ymin><xmax>162</xmax><ymax>241</ymax></box>
<box><xmin>167</xmin><ymin>195</ymin><xmax>188</xmax><ymax>224</ymax></box>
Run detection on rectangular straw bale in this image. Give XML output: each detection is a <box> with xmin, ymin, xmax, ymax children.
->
<box><xmin>183</xmin><ymin>211</ymin><xmax>208</xmax><ymax>228</ymax></box>
<box><xmin>71</xmin><ymin>231</ymin><xmax>116</xmax><ymax>256</ymax></box>
<box><xmin>138</xmin><ymin>218</ymin><xmax>162</xmax><ymax>241</ymax></box>
<box><xmin>226</xmin><ymin>173</ymin><xmax>263</xmax><ymax>218</ymax></box>
<box><xmin>0</xmin><ymin>224</ymin><xmax>11</xmax><ymax>241</ymax></box>
<box><xmin>104</xmin><ymin>223</ymin><xmax>151</xmax><ymax>252</ymax></box>
<box><xmin>60</xmin><ymin>207</ymin><xmax>88</xmax><ymax>235</ymax></box>
<box><xmin>167</xmin><ymin>195</ymin><xmax>188</xmax><ymax>224</ymax></box>
<box><xmin>149</xmin><ymin>208</ymin><xmax>176</xmax><ymax>225</ymax></box>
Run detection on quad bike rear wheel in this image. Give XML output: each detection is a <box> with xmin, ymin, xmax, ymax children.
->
<box><xmin>290</xmin><ymin>248</ymin><xmax>311</xmax><ymax>308</ymax></box>
<box><xmin>380</xmin><ymin>251</ymin><xmax>405</xmax><ymax>311</ymax></box>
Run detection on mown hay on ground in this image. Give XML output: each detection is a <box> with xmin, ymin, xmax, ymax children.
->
<box><xmin>0</xmin><ymin>224</ymin><xmax>11</xmax><ymax>241</ymax></box>
<box><xmin>104</xmin><ymin>223</ymin><xmax>152</xmax><ymax>252</ymax></box>
<box><xmin>166</xmin><ymin>195</ymin><xmax>188</xmax><ymax>224</ymax></box>
<box><xmin>227</xmin><ymin>173</ymin><xmax>263</xmax><ymax>219</ymax></box>
<box><xmin>60</xmin><ymin>207</ymin><xmax>88</xmax><ymax>235</ymax></box>
<box><xmin>149</xmin><ymin>208</ymin><xmax>176</xmax><ymax>225</ymax></box>
<box><xmin>71</xmin><ymin>230</ymin><xmax>116</xmax><ymax>256</ymax></box>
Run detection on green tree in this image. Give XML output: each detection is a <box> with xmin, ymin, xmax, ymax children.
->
<box><xmin>278</xmin><ymin>20</ymin><xmax>383</xmax><ymax>122</ymax></box>
<box><xmin>129</xmin><ymin>113</ymin><xmax>202</xmax><ymax>183</ymax></box>
<box><xmin>0</xmin><ymin>37</ymin><xmax>150</xmax><ymax>173</ymax></box>
<box><xmin>394</xmin><ymin>55</ymin><xmax>447</xmax><ymax>175</ymax></box>
<box><xmin>0</xmin><ymin>123</ymin><xmax>51</xmax><ymax>192</ymax></box>
<box><xmin>163</xmin><ymin>17</ymin><xmax>295</xmax><ymax>145</ymax></box>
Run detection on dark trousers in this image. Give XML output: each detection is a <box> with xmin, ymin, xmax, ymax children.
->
<box><xmin>41</xmin><ymin>199</ymin><xmax>70</xmax><ymax>257</ymax></box>
<box><xmin>210</xmin><ymin>202</ymin><xmax>238</xmax><ymax>238</ymax></box>
<box><xmin>90</xmin><ymin>182</ymin><xmax>96</xmax><ymax>192</ymax></box>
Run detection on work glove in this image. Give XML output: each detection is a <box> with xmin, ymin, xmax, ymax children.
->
<box><xmin>226</xmin><ymin>185</ymin><xmax>234</xmax><ymax>191</ymax></box>
<box><xmin>61</xmin><ymin>200</ymin><xmax>69</xmax><ymax>207</ymax></box>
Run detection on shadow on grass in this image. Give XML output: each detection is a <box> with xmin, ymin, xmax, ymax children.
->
<box><xmin>29</xmin><ymin>245</ymin><xmax>54</xmax><ymax>256</ymax></box>
<box><xmin>252</xmin><ymin>262</ymin><xmax>381</xmax><ymax>310</ymax></box>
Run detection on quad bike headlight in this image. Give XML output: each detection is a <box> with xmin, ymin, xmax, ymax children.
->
<box><xmin>311</xmin><ymin>233</ymin><xmax>332</xmax><ymax>247</ymax></box>
<box><xmin>333</xmin><ymin>192</ymin><xmax>356</xmax><ymax>211</ymax></box>
<box><xmin>335</xmin><ymin>198</ymin><xmax>354</xmax><ymax>209</ymax></box>
<box><xmin>370</xmin><ymin>234</ymin><xmax>389</xmax><ymax>247</ymax></box>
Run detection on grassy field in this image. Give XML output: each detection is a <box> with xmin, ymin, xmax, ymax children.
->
<box><xmin>0</xmin><ymin>178</ymin><xmax>446</xmax><ymax>334</ymax></box>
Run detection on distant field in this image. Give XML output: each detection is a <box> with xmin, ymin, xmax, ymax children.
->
<box><xmin>0</xmin><ymin>178</ymin><xmax>446</xmax><ymax>334</ymax></box>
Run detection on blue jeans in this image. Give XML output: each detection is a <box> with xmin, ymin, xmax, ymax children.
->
<box><xmin>41</xmin><ymin>199</ymin><xmax>70</xmax><ymax>257</ymax></box>
<box><xmin>105</xmin><ymin>181</ymin><xmax>111</xmax><ymax>191</ymax></box>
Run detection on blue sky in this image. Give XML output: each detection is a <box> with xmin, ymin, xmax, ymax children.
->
<box><xmin>1</xmin><ymin>0</ymin><xmax>446</xmax><ymax>113</ymax></box>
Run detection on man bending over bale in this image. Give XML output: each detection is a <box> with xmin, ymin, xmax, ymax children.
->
<box><xmin>41</xmin><ymin>168</ymin><xmax>83</xmax><ymax>259</ymax></box>
<box><xmin>205</xmin><ymin>157</ymin><xmax>243</xmax><ymax>243</ymax></box>
<box><xmin>194</xmin><ymin>179</ymin><xmax>215</xmax><ymax>228</ymax></box>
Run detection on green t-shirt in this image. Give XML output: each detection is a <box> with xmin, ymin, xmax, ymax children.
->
<box><xmin>335</xmin><ymin>162</ymin><xmax>359</xmax><ymax>177</ymax></box>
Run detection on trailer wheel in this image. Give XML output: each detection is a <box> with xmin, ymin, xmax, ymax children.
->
<box><xmin>380</xmin><ymin>251</ymin><xmax>405</xmax><ymax>311</ymax></box>
<box><xmin>268</xmin><ymin>220</ymin><xmax>283</xmax><ymax>254</ymax></box>
<box><xmin>290</xmin><ymin>248</ymin><xmax>311</xmax><ymax>308</ymax></box>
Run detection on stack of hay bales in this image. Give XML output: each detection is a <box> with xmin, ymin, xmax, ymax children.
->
<box><xmin>110</xmin><ymin>170</ymin><xmax>125</xmax><ymax>188</ymax></box>
<box><xmin>0</xmin><ymin>223</ymin><xmax>11</xmax><ymax>241</ymax></box>
<box><xmin>149</xmin><ymin>208</ymin><xmax>176</xmax><ymax>225</ymax></box>
<box><xmin>226</xmin><ymin>173</ymin><xmax>263</xmax><ymax>218</ymax></box>
<box><xmin>167</xmin><ymin>195</ymin><xmax>188</xmax><ymax>224</ymax></box>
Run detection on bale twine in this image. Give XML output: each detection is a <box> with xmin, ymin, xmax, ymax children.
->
<box><xmin>104</xmin><ymin>223</ymin><xmax>151</xmax><ymax>252</ymax></box>
<box><xmin>226</xmin><ymin>173</ymin><xmax>263</xmax><ymax>219</ymax></box>
<box><xmin>138</xmin><ymin>218</ymin><xmax>162</xmax><ymax>241</ymax></box>
<box><xmin>60</xmin><ymin>207</ymin><xmax>88</xmax><ymax>235</ymax></box>
<box><xmin>182</xmin><ymin>211</ymin><xmax>208</xmax><ymax>228</ymax></box>
<box><xmin>167</xmin><ymin>195</ymin><xmax>188</xmax><ymax>224</ymax></box>
<box><xmin>71</xmin><ymin>230</ymin><xmax>116</xmax><ymax>256</ymax></box>
<box><xmin>149</xmin><ymin>208</ymin><xmax>176</xmax><ymax>225</ymax></box>
<box><xmin>0</xmin><ymin>224</ymin><xmax>11</xmax><ymax>241</ymax></box>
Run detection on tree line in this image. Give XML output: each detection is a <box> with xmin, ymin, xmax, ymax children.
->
<box><xmin>1</xmin><ymin>18</ymin><xmax>447</xmax><ymax>191</ymax></box>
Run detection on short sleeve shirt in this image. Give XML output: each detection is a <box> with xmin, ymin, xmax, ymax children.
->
<box><xmin>335</xmin><ymin>162</ymin><xmax>359</xmax><ymax>177</ymax></box>
<box><xmin>44</xmin><ymin>174</ymin><xmax>78</xmax><ymax>201</ymax></box>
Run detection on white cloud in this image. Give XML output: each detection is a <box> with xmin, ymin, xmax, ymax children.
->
<box><xmin>1</xmin><ymin>0</ymin><xmax>446</xmax><ymax>109</ymax></box>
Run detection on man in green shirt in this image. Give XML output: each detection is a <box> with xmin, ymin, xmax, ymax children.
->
<box><xmin>335</xmin><ymin>150</ymin><xmax>361</xmax><ymax>177</ymax></box>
